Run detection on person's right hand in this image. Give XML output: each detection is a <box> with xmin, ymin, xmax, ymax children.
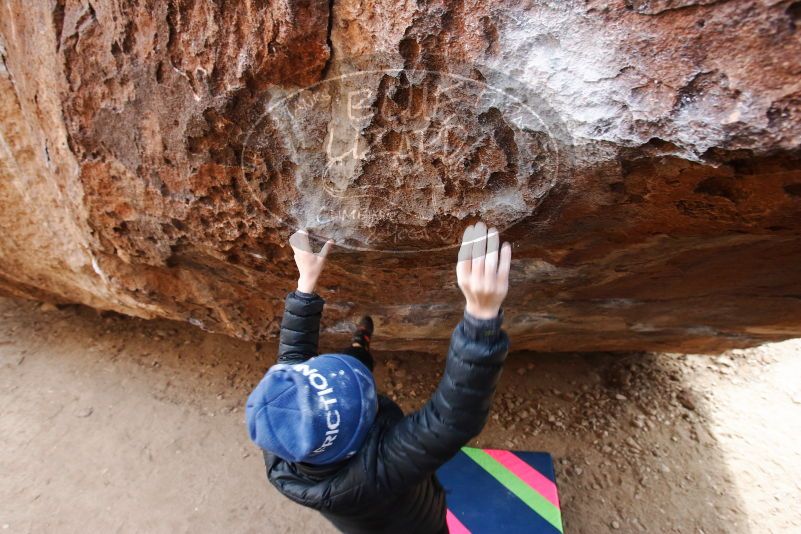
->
<box><xmin>289</xmin><ymin>230</ymin><xmax>334</xmax><ymax>294</ymax></box>
<box><xmin>456</xmin><ymin>221</ymin><xmax>512</xmax><ymax>319</ymax></box>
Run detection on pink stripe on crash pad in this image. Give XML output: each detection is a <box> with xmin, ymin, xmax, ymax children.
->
<box><xmin>484</xmin><ymin>449</ymin><xmax>560</xmax><ymax>508</ymax></box>
<box><xmin>446</xmin><ymin>509</ymin><xmax>472</xmax><ymax>534</ymax></box>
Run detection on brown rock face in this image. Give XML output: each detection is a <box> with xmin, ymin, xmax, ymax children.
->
<box><xmin>1</xmin><ymin>0</ymin><xmax>800</xmax><ymax>352</ymax></box>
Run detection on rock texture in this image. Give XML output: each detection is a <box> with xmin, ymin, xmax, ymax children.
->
<box><xmin>1</xmin><ymin>0</ymin><xmax>800</xmax><ymax>352</ymax></box>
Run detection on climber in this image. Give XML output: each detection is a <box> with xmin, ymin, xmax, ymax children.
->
<box><xmin>245</xmin><ymin>221</ymin><xmax>512</xmax><ymax>533</ymax></box>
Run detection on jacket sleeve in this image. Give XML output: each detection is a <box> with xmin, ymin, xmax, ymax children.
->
<box><xmin>376</xmin><ymin>311</ymin><xmax>509</xmax><ymax>493</ymax></box>
<box><xmin>277</xmin><ymin>290</ymin><xmax>325</xmax><ymax>365</ymax></box>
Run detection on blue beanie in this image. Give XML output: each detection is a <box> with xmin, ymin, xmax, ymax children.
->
<box><xmin>246</xmin><ymin>354</ymin><xmax>377</xmax><ymax>465</ymax></box>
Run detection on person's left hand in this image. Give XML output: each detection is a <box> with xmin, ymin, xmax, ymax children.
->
<box><xmin>289</xmin><ymin>230</ymin><xmax>334</xmax><ymax>294</ymax></box>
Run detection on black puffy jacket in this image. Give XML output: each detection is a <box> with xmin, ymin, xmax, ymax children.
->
<box><xmin>261</xmin><ymin>291</ymin><xmax>509</xmax><ymax>534</ymax></box>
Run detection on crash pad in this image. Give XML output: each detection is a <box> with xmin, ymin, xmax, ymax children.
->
<box><xmin>437</xmin><ymin>447</ymin><xmax>563</xmax><ymax>533</ymax></box>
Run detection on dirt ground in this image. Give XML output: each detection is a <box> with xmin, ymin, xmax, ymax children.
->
<box><xmin>1</xmin><ymin>297</ymin><xmax>800</xmax><ymax>534</ymax></box>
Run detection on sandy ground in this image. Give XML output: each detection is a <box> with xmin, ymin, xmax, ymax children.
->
<box><xmin>1</xmin><ymin>297</ymin><xmax>800</xmax><ymax>534</ymax></box>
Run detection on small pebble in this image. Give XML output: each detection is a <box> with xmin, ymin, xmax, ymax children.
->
<box><xmin>677</xmin><ymin>389</ymin><xmax>696</xmax><ymax>411</ymax></box>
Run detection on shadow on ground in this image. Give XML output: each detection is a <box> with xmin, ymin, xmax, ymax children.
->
<box><xmin>0</xmin><ymin>298</ymin><xmax>755</xmax><ymax>533</ymax></box>
<box><xmin>379</xmin><ymin>348</ymin><xmax>750</xmax><ymax>533</ymax></box>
